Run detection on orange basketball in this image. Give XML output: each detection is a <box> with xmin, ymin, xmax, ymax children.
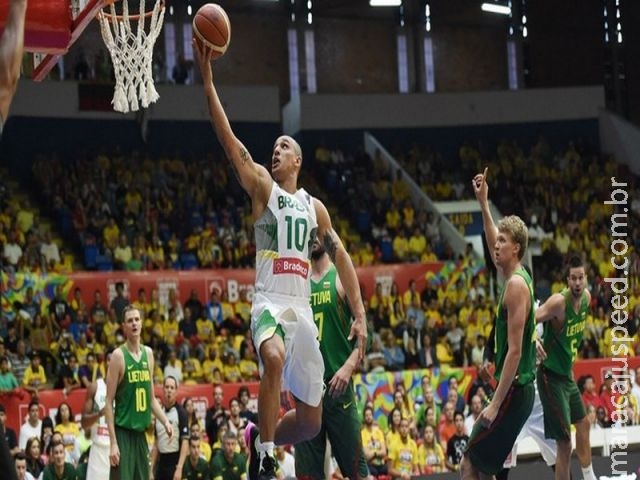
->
<box><xmin>193</xmin><ymin>3</ymin><xmax>231</xmax><ymax>60</ymax></box>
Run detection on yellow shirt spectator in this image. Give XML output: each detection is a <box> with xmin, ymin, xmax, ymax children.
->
<box><xmin>436</xmin><ymin>340</ymin><xmax>453</xmax><ymax>365</ymax></box>
<box><xmin>458</xmin><ymin>304</ymin><xmax>474</xmax><ymax>327</ymax></box>
<box><xmin>55</xmin><ymin>421</ymin><xmax>80</xmax><ymax>454</ymax></box>
<box><xmin>386</xmin><ymin>206</ymin><xmax>402</xmax><ymax>231</ymax></box>
<box><xmin>361</xmin><ymin>424</ymin><xmax>387</xmax><ymax>468</ymax></box>
<box><xmin>23</xmin><ymin>364</ymin><xmax>47</xmax><ymax>387</ymax></box>
<box><xmin>417</xmin><ymin>442</ymin><xmax>446</xmax><ymax>474</ymax></box>
<box><xmin>234</xmin><ymin>300</ymin><xmax>251</xmax><ymax>324</ymax></box>
<box><xmin>221</xmin><ymin>299</ymin><xmax>235</xmax><ymax>323</ymax></box>
<box><xmin>196</xmin><ymin>318</ymin><xmax>215</xmax><ymax>339</ymax></box>
<box><xmin>239</xmin><ymin>358</ymin><xmax>259</xmax><ymax>381</ymax></box>
<box><xmin>392</xmin><ymin>234</ymin><xmax>409</xmax><ymax>261</ymax></box>
<box><xmin>402</xmin><ymin>203</ymin><xmax>415</xmax><ymax>229</ymax></box>
<box><xmin>475</xmin><ymin>306</ymin><xmax>492</xmax><ymax>328</ymax></box>
<box><xmin>183</xmin><ymin>358</ymin><xmax>204</xmax><ymax>384</ymax></box>
<box><xmin>203</xmin><ymin>356</ymin><xmax>224</xmax><ymax>383</ymax></box>
<box><xmin>164</xmin><ymin>317</ymin><xmax>180</xmax><ymax>346</ymax></box>
<box><xmin>125</xmin><ymin>189</ymin><xmax>143</xmax><ymax>216</ymax></box>
<box><xmin>223</xmin><ymin>357</ymin><xmax>242</xmax><ymax>383</ymax></box>
<box><xmin>391</xmin><ymin>177</ymin><xmax>410</xmax><ymax>202</ymax></box>
<box><xmin>421</xmin><ymin>250</ymin><xmax>438</xmax><ymax>262</ymax></box>
<box><xmin>387</xmin><ymin>434</ymin><xmax>419</xmax><ymax>477</ymax></box>
<box><xmin>408</xmin><ymin>232</ymin><xmax>426</xmax><ymax>259</ymax></box>
<box><xmin>75</xmin><ymin>345</ymin><xmax>90</xmax><ymax>366</ymax></box>
<box><xmin>402</xmin><ymin>287</ymin><xmax>420</xmax><ymax>310</ymax></box>
<box><xmin>103</xmin><ymin>220</ymin><xmax>120</xmax><ymax>250</ymax></box>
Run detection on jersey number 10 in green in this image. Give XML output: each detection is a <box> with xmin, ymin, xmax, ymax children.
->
<box><xmin>135</xmin><ymin>387</ymin><xmax>147</xmax><ymax>412</ymax></box>
<box><xmin>285</xmin><ymin>215</ymin><xmax>308</xmax><ymax>252</ymax></box>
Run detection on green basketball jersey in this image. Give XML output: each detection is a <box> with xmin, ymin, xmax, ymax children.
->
<box><xmin>115</xmin><ymin>345</ymin><xmax>152</xmax><ymax>432</ymax></box>
<box><xmin>493</xmin><ymin>267</ymin><xmax>536</xmax><ymax>386</ymax></box>
<box><xmin>310</xmin><ymin>265</ymin><xmax>354</xmax><ymax>380</ymax></box>
<box><xmin>542</xmin><ymin>288</ymin><xmax>588</xmax><ymax>377</ymax></box>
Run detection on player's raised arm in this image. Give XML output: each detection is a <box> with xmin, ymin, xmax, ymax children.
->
<box><xmin>472</xmin><ymin>167</ymin><xmax>499</xmax><ymax>266</ymax></box>
<box><xmin>0</xmin><ymin>0</ymin><xmax>27</xmax><ymax>122</ymax></box>
<box><xmin>105</xmin><ymin>348</ymin><xmax>124</xmax><ymax>466</ymax></box>
<box><xmin>313</xmin><ymin>198</ymin><xmax>367</xmax><ymax>360</ymax></box>
<box><xmin>535</xmin><ymin>293</ymin><xmax>565</xmax><ymax>325</ymax></box>
<box><xmin>193</xmin><ymin>39</ymin><xmax>271</xmax><ymax>205</ymax></box>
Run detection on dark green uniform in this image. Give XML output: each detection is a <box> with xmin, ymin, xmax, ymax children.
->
<box><xmin>295</xmin><ymin>265</ymin><xmax>369</xmax><ymax>480</ymax></box>
<box><xmin>42</xmin><ymin>463</ymin><xmax>77</xmax><ymax>480</ymax></box>
<box><xmin>210</xmin><ymin>450</ymin><xmax>246</xmax><ymax>480</ymax></box>
<box><xmin>467</xmin><ymin>267</ymin><xmax>536</xmax><ymax>475</ymax></box>
<box><xmin>110</xmin><ymin>345</ymin><xmax>152</xmax><ymax>480</ymax></box>
<box><xmin>182</xmin><ymin>456</ymin><xmax>210</xmax><ymax>480</ymax></box>
<box><xmin>538</xmin><ymin>289</ymin><xmax>588</xmax><ymax>440</ymax></box>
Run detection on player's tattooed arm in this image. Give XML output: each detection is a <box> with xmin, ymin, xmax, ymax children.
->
<box><xmin>322</xmin><ymin>230</ymin><xmax>338</xmax><ymax>263</ymax></box>
<box><xmin>227</xmin><ymin>147</ymin><xmax>249</xmax><ymax>183</ymax></box>
<box><xmin>240</xmin><ymin>147</ymin><xmax>250</xmax><ymax>166</ymax></box>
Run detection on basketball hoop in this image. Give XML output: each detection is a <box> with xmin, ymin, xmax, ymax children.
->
<box><xmin>98</xmin><ymin>0</ymin><xmax>165</xmax><ymax>113</ymax></box>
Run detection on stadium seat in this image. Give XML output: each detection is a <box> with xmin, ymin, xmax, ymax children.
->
<box><xmin>180</xmin><ymin>253</ymin><xmax>198</xmax><ymax>270</ymax></box>
<box><xmin>96</xmin><ymin>254</ymin><xmax>113</xmax><ymax>271</ymax></box>
<box><xmin>84</xmin><ymin>245</ymin><xmax>98</xmax><ymax>269</ymax></box>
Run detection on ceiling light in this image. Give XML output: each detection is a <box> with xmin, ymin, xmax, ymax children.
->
<box><xmin>370</xmin><ymin>0</ymin><xmax>402</xmax><ymax>7</ymax></box>
<box><xmin>481</xmin><ymin>2</ymin><xmax>511</xmax><ymax>15</ymax></box>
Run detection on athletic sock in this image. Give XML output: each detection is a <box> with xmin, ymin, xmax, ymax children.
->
<box><xmin>581</xmin><ymin>464</ymin><xmax>596</xmax><ymax>480</ymax></box>
<box><xmin>259</xmin><ymin>441</ymin><xmax>275</xmax><ymax>463</ymax></box>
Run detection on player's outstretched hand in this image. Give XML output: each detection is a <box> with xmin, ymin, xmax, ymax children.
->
<box><xmin>110</xmin><ymin>442</ymin><xmax>120</xmax><ymax>467</ymax></box>
<box><xmin>348</xmin><ymin>313</ymin><xmax>368</xmax><ymax>362</ymax></box>
<box><xmin>535</xmin><ymin>339</ymin><xmax>547</xmax><ymax>363</ymax></box>
<box><xmin>193</xmin><ymin>38</ymin><xmax>213</xmax><ymax>85</ymax></box>
<box><xmin>478</xmin><ymin>360</ymin><xmax>494</xmax><ymax>384</ymax></box>
<box><xmin>164</xmin><ymin>419</ymin><xmax>173</xmax><ymax>439</ymax></box>
<box><xmin>477</xmin><ymin>402</ymin><xmax>499</xmax><ymax>428</ymax></box>
<box><xmin>472</xmin><ymin>167</ymin><xmax>489</xmax><ymax>203</ymax></box>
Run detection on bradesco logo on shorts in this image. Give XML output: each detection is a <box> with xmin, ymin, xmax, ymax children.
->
<box><xmin>273</xmin><ymin>257</ymin><xmax>309</xmax><ymax>278</ymax></box>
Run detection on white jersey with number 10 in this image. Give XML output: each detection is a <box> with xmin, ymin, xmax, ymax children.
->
<box><xmin>254</xmin><ymin>183</ymin><xmax>317</xmax><ymax>297</ymax></box>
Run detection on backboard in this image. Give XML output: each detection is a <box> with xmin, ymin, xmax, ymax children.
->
<box><xmin>0</xmin><ymin>0</ymin><xmax>107</xmax><ymax>81</ymax></box>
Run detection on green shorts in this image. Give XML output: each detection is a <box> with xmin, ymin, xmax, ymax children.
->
<box><xmin>110</xmin><ymin>426</ymin><xmax>149</xmax><ymax>480</ymax></box>
<box><xmin>466</xmin><ymin>381</ymin><xmax>534</xmax><ymax>475</ymax></box>
<box><xmin>295</xmin><ymin>383</ymin><xmax>368</xmax><ymax>480</ymax></box>
<box><xmin>537</xmin><ymin>366</ymin><xmax>586</xmax><ymax>441</ymax></box>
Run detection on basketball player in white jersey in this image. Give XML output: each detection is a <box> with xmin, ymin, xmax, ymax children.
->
<box><xmin>195</xmin><ymin>41</ymin><xmax>367</xmax><ymax>480</ymax></box>
<box><xmin>501</xmin><ymin>324</ymin><xmax>557</xmax><ymax>476</ymax></box>
<box><xmin>81</xmin><ymin>351</ymin><xmax>112</xmax><ymax>478</ymax></box>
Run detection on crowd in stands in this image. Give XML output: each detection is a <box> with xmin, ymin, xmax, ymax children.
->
<box><xmin>1</xmin><ymin>135</ymin><xmax>640</xmax><ymax>476</ymax></box>
<box><xmin>0</xmin><ymin>262</ymin><xmax>639</xmax><ymax>476</ymax></box>
<box><xmin>0</xmin><ymin>174</ymin><xmax>72</xmax><ymax>274</ymax></box>
<box><xmin>30</xmin><ymin>150</ymin><xmax>256</xmax><ymax>271</ymax></box>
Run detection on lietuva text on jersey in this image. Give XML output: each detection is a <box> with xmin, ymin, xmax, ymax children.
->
<box><xmin>127</xmin><ymin>369</ymin><xmax>151</xmax><ymax>383</ymax></box>
<box><xmin>310</xmin><ymin>289</ymin><xmax>332</xmax><ymax>307</ymax></box>
<box><xmin>566</xmin><ymin>320</ymin><xmax>585</xmax><ymax>337</ymax></box>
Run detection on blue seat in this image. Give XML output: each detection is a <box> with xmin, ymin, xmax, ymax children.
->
<box><xmin>180</xmin><ymin>253</ymin><xmax>198</xmax><ymax>270</ymax></box>
<box><xmin>380</xmin><ymin>238</ymin><xmax>394</xmax><ymax>263</ymax></box>
<box><xmin>84</xmin><ymin>245</ymin><xmax>98</xmax><ymax>269</ymax></box>
<box><xmin>96</xmin><ymin>254</ymin><xmax>113</xmax><ymax>271</ymax></box>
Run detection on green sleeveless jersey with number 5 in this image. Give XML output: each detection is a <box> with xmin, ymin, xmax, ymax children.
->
<box><xmin>310</xmin><ymin>265</ymin><xmax>354</xmax><ymax>381</ymax></box>
<box><xmin>494</xmin><ymin>267</ymin><xmax>536</xmax><ymax>386</ymax></box>
<box><xmin>115</xmin><ymin>345</ymin><xmax>152</xmax><ymax>431</ymax></box>
<box><xmin>542</xmin><ymin>288</ymin><xmax>588</xmax><ymax>377</ymax></box>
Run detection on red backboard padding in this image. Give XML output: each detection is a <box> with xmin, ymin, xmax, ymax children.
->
<box><xmin>0</xmin><ymin>0</ymin><xmax>72</xmax><ymax>53</ymax></box>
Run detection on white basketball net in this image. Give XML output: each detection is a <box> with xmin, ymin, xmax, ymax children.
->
<box><xmin>98</xmin><ymin>0</ymin><xmax>165</xmax><ymax>113</ymax></box>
